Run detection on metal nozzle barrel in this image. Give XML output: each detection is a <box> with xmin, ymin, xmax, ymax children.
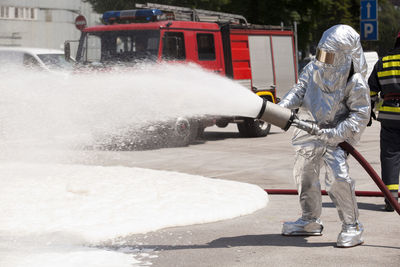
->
<box><xmin>256</xmin><ymin>98</ymin><xmax>295</xmax><ymax>131</ymax></box>
<box><xmin>292</xmin><ymin>119</ymin><xmax>321</xmax><ymax>135</ymax></box>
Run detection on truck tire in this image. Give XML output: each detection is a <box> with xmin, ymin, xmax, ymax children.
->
<box><xmin>188</xmin><ymin>119</ymin><xmax>205</xmax><ymax>141</ymax></box>
<box><xmin>216</xmin><ymin>119</ymin><xmax>229</xmax><ymax>128</ymax></box>
<box><xmin>196</xmin><ymin>125</ymin><xmax>205</xmax><ymax>139</ymax></box>
<box><xmin>174</xmin><ymin>117</ymin><xmax>191</xmax><ymax>146</ymax></box>
<box><xmin>237</xmin><ymin>118</ymin><xmax>271</xmax><ymax>137</ymax></box>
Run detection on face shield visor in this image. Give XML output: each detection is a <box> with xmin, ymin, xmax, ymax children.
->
<box><xmin>316</xmin><ymin>48</ymin><xmax>335</xmax><ymax>65</ymax></box>
<box><xmin>313</xmin><ymin>48</ymin><xmax>351</xmax><ymax>92</ymax></box>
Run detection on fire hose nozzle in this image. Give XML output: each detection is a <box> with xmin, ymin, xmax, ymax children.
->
<box><xmin>256</xmin><ymin>98</ymin><xmax>296</xmax><ymax>131</ymax></box>
<box><xmin>255</xmin><ymin>98</ymin><xmax>320</xmax><ymax>135</ymax></box>
<box><xmin>292</xmin><ymin>119</ymin><xmax>321</xmax><ymax>135</ymax></box>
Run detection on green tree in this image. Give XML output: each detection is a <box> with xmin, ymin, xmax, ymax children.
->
<box><xmin>309</xmin><ymin>0</ymin><xmax>359</xmax><ymax>53</ymax></box>
<box><xmin>223</xmin><ymin>0</ymin><xmax>360</xmax><ymax>58</ymax></box>
<box><xmin>84</xmin><ymin>0</ymin><xmax>137</xmax><ymax>12</ymax></box>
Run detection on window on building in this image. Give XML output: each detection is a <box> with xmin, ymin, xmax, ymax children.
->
<box><xmin>14</xmin><ymin>7</ymin><xmax>25</xmax><ymax>19</ymax></box>
<box><xmin>0</xmin><ymin>6</ymin><xmax>10</xmax><ymax>18</ymax></box>
<box><xmin>45</xmin><ymin>10</ymin><xmax>52</xmax><ymax>22</ymax></box>
<box><xmin>162</xmin><ymin>32</ymin><xmax>185</xmax><ymax>60</ymax></box>
<box><xmin>0</xmin><ymin>6</ymin><xmax>37</xmax><ymax>20</ymax></box>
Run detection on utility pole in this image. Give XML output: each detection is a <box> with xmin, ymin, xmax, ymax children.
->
<box><xmin>294</xmin><ymin>20</ymin><xmax>299</xmax><ymax>77</ymax></box>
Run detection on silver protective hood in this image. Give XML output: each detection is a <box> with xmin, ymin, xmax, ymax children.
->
<box><xmin>279</xmin><ymin>24</ymin><xmax>370</xmax><ymax>146</ymax></box>
<box><xmin>317</xmin><ymin>24</ymin><xmax>368</xmax><ymax>79</ymax></box>
<box><xmin>313</xmin><ymin>24</ymin><xmax>367</xmax><ymax>93</ymax></box>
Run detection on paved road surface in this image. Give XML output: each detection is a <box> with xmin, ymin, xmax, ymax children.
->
<box><xmin>81</xmin><ymin>123</ymin><xmax>399</xmax><ymax>267</ymax></box>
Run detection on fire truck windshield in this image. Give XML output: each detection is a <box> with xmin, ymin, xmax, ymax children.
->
<box><xmin>77</xmin><ymin>30</ymin><xmax>160</xmax><ymax>64</ymax></box>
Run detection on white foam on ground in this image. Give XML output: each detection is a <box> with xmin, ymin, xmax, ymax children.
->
<box><xmin>0</xmin><ymin>163</ymin><xmax>268</xmax><ymax>267</ymax></box>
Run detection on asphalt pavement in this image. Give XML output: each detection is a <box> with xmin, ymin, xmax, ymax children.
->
<box><xmin>84</xmin><ymin>122</ymin><xmax>399</xmax><ymax>267</ymax></box>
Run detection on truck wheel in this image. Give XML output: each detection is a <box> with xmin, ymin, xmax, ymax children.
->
<box><xmin>216</xmin><ymin>119</ymin><xmax>229</xmax><ymax>128</ymax></box>
<box><xmin>188</xmin><ymin>119</ymin><xmax>205</xmax><ymax>141</ymax></box>
<box><xmin>237</xmin><ymin>118</ymin><xmax>271</xmax><ymax>137</ymax></box>
<box><xmin>175</xmin><ymin>117</ymin><xmax>191</xmax><ymax>146</ymax></box>
<box><xmin>196</xmin><ymin>126</ymin><xmax>205</xmax><ymax>139</ymax></box>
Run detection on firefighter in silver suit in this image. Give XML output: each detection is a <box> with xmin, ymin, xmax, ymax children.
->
<box><xmin>278</xmin><ymin>25</ymin><xmax>370</xmax><ymax>247</ymax></box>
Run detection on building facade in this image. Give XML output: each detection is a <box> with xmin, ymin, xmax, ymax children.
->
<box><xmin>0</xmin><ymin>0</ymin><xmax>100</xmax><ymax>50</ymax></box>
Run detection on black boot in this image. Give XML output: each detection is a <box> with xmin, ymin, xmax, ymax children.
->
<box><xmin>384</xmin><ymin>191</ymin><xmax>398</xmax><ymax>212</ymax></box>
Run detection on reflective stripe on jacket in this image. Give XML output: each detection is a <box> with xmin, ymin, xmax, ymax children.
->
<box><xmin>369</xmin><ymin>49</ymin><xmax>400</xmax><ymax>121</ymax></box>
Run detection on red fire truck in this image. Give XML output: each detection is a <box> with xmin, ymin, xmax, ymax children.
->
<box><xmin>65</xmin><ymin>3</ymin><xmax>298</xmax><ymax>142</ymax></box>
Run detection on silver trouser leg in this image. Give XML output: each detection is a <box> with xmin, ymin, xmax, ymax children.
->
<box><xmin>324</xmin><ymin>146</ymin><xmax>359</xmax><ymax>224</ymax></box>
<box><xmin>293</xmin><ymin>144</ymin><xmax>325</xmax><ymax>220</ymax></box>
<box><xmin>324</xmin><ymin>146</ymin><xmax>363</xmax><ymax>247</ymax></box>
<box><xmin>282</xmin><ymin>143</ymin><xmax>325</xmax><ymax>236</ymax></box>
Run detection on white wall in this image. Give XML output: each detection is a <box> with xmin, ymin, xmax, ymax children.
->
<box><xmin>0</xmin><ymin>0</ymin><xmax>101</xmax><ymax>50</ymax></box>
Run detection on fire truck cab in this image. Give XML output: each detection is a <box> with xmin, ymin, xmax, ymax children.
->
<box><xmin>66</xmin><ymin>3</ymin><xmax>298</xmax><ymax>139</ymax></box>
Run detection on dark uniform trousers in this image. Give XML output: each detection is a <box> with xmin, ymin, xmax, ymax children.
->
<box><xmin>380</xmin><ymin>121</ymin><xmax>400</xmax><ymax>201</ymax></box>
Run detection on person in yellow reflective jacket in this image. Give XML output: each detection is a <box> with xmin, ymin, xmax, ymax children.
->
<box><xmin>368</xmin><ymin>32</ymin><xmax>400</xmax><ymax>211</ymax></box>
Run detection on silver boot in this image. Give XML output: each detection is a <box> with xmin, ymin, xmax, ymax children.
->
<box><xmin>337</xmin><ymin>222</ymin><xmax>364</xmax><ymax>248</ymax></box>
<box><xmin>282</xmin><ymin>218</ymin><xmax>323</xmax><ymax>236</ymax></box>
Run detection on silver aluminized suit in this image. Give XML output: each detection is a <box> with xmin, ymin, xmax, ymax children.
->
<box><xmin>279</xmin><ymin>25</ymin><xmax>370</xmax><ymax>246</ymax></box>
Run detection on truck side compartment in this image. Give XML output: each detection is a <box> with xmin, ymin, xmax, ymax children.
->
<box><xmin>229</xmin><ymin>33</ymin><xmax>252</xmax><ymax>90</ymax></box>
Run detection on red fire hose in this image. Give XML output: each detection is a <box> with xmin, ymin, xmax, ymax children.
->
<box><xmin>339</xmin><ymin>142</ymin><xmax>400</xmax><ymax>215</ymax></box>
<box><xmin>265</xmin><ymin>142</ymin><xmax>400</xmax><ymax>216</ymax></box>
<box><xmin>265</xmin><ymin>189</ymin><xmax>400</xmax><ymax>197</ymax></box>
